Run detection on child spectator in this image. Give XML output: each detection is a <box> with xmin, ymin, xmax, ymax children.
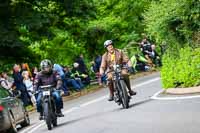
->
<box><xmin>23</xmin><ymin>71</ymin><xmax>36</xmax><ymax>106</ymax></box>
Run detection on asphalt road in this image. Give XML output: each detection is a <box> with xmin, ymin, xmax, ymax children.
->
<box><xmin>19</xmin><ymin>72</ymin><xmax>200</xmax><ymax>133</ymax></box>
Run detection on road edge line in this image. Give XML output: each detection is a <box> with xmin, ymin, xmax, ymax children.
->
<box><xmin>151</xmin><ymin>90</ymin><xmax>200</xmax><ymax>100</ymax></box>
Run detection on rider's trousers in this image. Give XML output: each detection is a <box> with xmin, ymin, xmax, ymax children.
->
<box><xmin>106</xmin><ymin>69</ymin><xmax>132</xmax><ymax>95</ymax></box>
<box><xmin>36</xmin><ymin>90</ymin><xmax>63</xmax><ymax>113</ymax></box>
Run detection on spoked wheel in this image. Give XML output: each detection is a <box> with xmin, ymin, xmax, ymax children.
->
<box><xmin>44</xmin><ymin>102</ymin><xmax>52</xmax><ymax>130</ymax></box>
<box><xmin>118</xmin><ymin>80</ymin><xmax>129</xmax><ymax>109</ymax></box>
<box><xmin>52</xmin><ymin>111</ymin><xmax>57</xmax><ymax>127</ymax></box>
<box><xmin>21</xmin><ymin>111</ymin><xmax>30</xmax><ymax>127</ymax></box>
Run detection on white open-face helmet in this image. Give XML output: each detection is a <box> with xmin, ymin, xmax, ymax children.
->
<box><xmin>104</xmin><ymin>40</ymin><xmax>113</xmax><ymax>48</ymax></box>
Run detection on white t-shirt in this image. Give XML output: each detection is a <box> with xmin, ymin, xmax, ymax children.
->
<box><xmin>23</xmin><ymin>79</ymin><xmax>33</xmax><ymax>92</ymax></box>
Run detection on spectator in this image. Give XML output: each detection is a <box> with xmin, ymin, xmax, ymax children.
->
<box><xmin>21</xmin><ymin>63</ymin><xmax>32</xmax><ymax>78</ymax></box>
<box><xmin>149</xmin><ymin>44</ymin><xmax>162</xmax><ymax>67</ymax></box>
<box><xmin>32</xmin><ymin>66</ymin><xmax>39</xmax><ymax>83</ymax></box>
<box><xmin>139</xmin><ymin>37</ymin><xmax>154</xmax><ymax>67</ymax></box>
<box><xmin>64</xmin><ymin>66</ymin><xmax>84</xmax><ymax>91</ymax></box>
<box><xmin>130</xmin><ymin>54</ymin><xmax>150</xmax><ymax>72</ymax></box>
<box><xmin>94</xmin><ymin>55</ymin><xmax>102</xmax><ymax>73</ymax></box>
<box><xmin>53</xmin><ymin>64</ymin><xmax>70</xmax><ymax>96</ymax></box>
<box><xmin>92</xmin><ymin>55</ymin><xmax>102</xmax><ymax>86</ymax></box>
<box><xmin>75</xmin><ymin>54</ymin><xmax>88</xmax><ymax>74</ymax></box>
<box><xmin>13</xmin><ymin>64</ymin><xmax>31</xmax><ymax>107</ymax></box>
<box><xmin>90</xmin><ymin>61</ymin><xmax>96</xmax><ymax>73</ymax></box>
<box><xmin>71</xmin><ymin>62</ymin><xmax>90</xmax><ymax>85</ymax></box>
<box><xmin>23</xmin><ymin>72</ymin><xmax>36</xmax><ymax>107</ymax></box>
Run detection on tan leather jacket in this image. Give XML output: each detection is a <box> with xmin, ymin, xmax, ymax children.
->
<box><xmin>100</xmin><ymin>49</ymin><xmax>131</xmax><ymax>74</ymax></box>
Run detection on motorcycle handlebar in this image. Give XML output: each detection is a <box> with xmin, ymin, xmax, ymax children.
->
<box><xmin>40</xmin><ymin>84</ymin><xmax>54</xmax><ymax>89</ymax></box>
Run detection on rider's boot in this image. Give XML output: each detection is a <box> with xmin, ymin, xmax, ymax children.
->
<box><xmin>108</xmin><ymin>82</ymin><xmax>114</xmax><ymax>101</ymax></box>
<box><xmin>39</xmin><ymin>112</ymin><xmax>44</xmax><ymax>120</ymax></box>
<box><xmin>124</xmin><ymin>76</ymin><xmax>137</xmax><ymax>96</ymax></box>
<box><xmin>56</xmin><ymin>109</ymin><xmax>64</xmax><ymax>117</ymax></box>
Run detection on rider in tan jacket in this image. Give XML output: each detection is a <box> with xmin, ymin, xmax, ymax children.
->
<box><xmin>100</xmin><ymin>40</ymin><xmax>137</xmax><ymax>101</ymax></box>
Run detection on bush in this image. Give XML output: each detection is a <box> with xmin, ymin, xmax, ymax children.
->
<box><xmin>161</xmin><ymin>46</ymin><xmax>200</xmax><ymax>89</ymax></box>
<box><xmin>144</xmin><ymin>0</ymin><xmax>200</xmax><ymax>47</ymax></box>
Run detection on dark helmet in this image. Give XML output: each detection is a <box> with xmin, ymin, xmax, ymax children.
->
<box><xmin>40</xmin><ymin>59</ymin><xmax>52</xmax><ymax>73</ymax></box>
<box><xmin>104</xmin><ymin>40</ymin><xmax>113</xmax><ymax>48</ymax></box>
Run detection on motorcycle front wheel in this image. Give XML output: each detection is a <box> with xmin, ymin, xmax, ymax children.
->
<box><xmin>44</xmin><ymin>102</ymin><xmax>52</xmax><ymax>130</ymax></box>
<box><xmin>118</xmin><ymin>80</ymin><xmax>129</xmax><ymax>109</ymax></box>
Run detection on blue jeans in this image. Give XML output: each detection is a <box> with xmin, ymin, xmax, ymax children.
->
<box><xmin>61</xmin><ymin>76</ymin><xmax>69</xmax><ymax>94</ymax></box>
<box><xmin>81</xmin><ymin>76</ymin><xmax>90</xmax><ymax>85</ymax></box>
<box><xmin>66</xmin><ymin>79</ymin><xmax>84</xmax><ymax>90</ymax></box>
<box><xmin>36</xmin><ymin>90</ymin><xmax>63</xmax><ymax>113</ymax></box>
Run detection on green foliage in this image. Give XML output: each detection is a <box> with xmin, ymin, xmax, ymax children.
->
<box><xmin>0</xmin><ymin>0</ymin><xmax>150</xmax><ymax>66</ymax></box>
<box><xmin>161</xmin><ymin>46</ymin><xmax>200</xmax><ymax>88</ymax></box>
<box><xmin>1</xmin><ymin>0</ymin><xmax>199</xmax><ymax>89</ymax></box>
<box><xmin>144</xmin><ymin>0</ymin><xmax>200</xmax><ymax>88</ymax></box>
<box><xmin>85</xmin><ymin>0</ymin><xmax>150</xmax><ymax>56</ymax></box>
<box><xmin>144</xmin><ymin>0</ymin><xmax>200</xmax><ymax>46</ymax></box>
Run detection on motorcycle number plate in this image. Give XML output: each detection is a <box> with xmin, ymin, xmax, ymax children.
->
<box><xmin>43</xmin><ymin>91</ymin><xmax>50</xmax><ymax>96</ymax></box>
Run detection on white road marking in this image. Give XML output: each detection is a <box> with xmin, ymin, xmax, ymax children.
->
<box><xmin>22</xmin><ymin>77</ymin><xmax>160</xmax><ymax>133</ymax></box>
<box><xmin>63</xmin><ymin>107</ymin><xmax>80</xmax><ymax>113</ymax></box>
<box><xmin>20</xmin><ymin>121</ymin><xmax>43</xmax><ymax>133</ymax></box>
<box><xmin>134</xmin><ymin>77</ymin><xmax>160</xmax><ymax>88</ymax></box>
<box><xmin>80</xmin><ymin>96</ymin><xmax>107</xmax><ymax>107</ymax></box>
<box><xmin>24</xmin><ymin>107</ymin><xmax>81</xmax><ymax>133</ymax></box>
<box><xmin>151</xmin><ymin>90</ymin><xmax>200</xmax><ymax>100</ymax></box>
<box><xmin>28</xmin><ymin>122</ymin><xmax>45</xmax><ymax>133</ymax></box>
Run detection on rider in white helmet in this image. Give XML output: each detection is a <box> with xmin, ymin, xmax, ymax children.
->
<box><xmin>100</xmin><ymin>40</ymin><xmax>137</xmax><ymax>101</ymax></box>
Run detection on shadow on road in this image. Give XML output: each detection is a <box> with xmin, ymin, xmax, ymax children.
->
<box><xmin>129</xmin><ymin>98</ymin><xmax>154</xmax><ymax>108</ymax></box>
<box><xmin>49</xmin><ymin>98</ymin><xmax>154</xmax><ymax>130</ymax></box>
<box><xmin>53</xmin><ymin>111</ymin><xmax>108</xmax><ymax>129</ymax></box>
<box><xmin>110</xmin><ymin>97</ymin><xmax>154</xmax><ymax>112</ymax></box>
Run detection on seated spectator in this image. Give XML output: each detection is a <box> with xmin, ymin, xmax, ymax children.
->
<box><xmin>64</xmin><ymin>66</ymin><xmax>84</xmax><ymax>91</ymax></box>
<box><xmin>148</xmin><ymin>44</ymin><xmax>162</xmax><ymax>67</ymax></box>
<box><xmin>71</xmin><ymin>62</ymin><xmax>90</xmax><ymax>85</ymax></box>
<box><xmin>130</xmin><ymin>54</ymin><xmax>150</xmax><ymax>72</ymax></box>
<box><xmin>75</xmin><ymin>54</ymin><xmax>88</xmax><ymax>74</ymax></box>
<box><xmin>139</xmin><ymin>37</ymin><xmax>154</xmax><ymax>67</ymax></box>
<box><xmin>53</xmin><ymin>64</ymin><xmax>70</xmax><ymax>96</ymax></box>
<box><xmin>91</xmin><ymin>60</ymin><xmax>106</xmax><ymax>86</ymax></box>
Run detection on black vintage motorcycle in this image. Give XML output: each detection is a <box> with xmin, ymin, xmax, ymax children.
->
<box><xmin>40</xmin><ymin>85</ymin><xmax>58</xmax><ymax>130</ymax></box>
<box><xmin>111</xmin><ymin>64</ymin><xmax>131</xmax><ymax>109</ymax></box>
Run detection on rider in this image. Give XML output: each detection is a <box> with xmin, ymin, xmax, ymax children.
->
<box><xmin>33</xmin><ymin>59</ymin><xmax>64</xmax><ymax>120</ymax></box>
<box><xmin>100</xmin><ymin>40</ymin><xmax>137</xmax><ymax>101</ymax></box>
